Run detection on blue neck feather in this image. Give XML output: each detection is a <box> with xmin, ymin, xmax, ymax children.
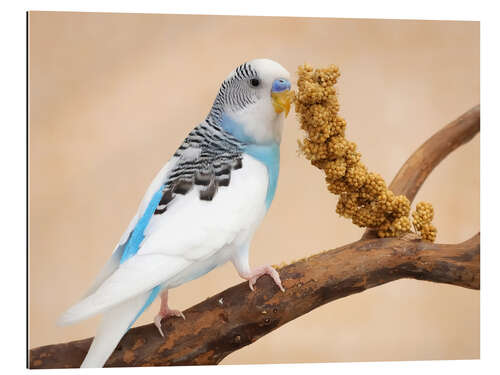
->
<box><xmin>220</xmin><ymin>113</ymin><xmax>280</xmax><ymax>209</ymax></box>
<box><xmin>244</xmin><ymin>143</ymin><xmax>280</xmax><ymax>209</ymax></box>
<box><xmin>220</xmin><ymin>113</ymin><xmax>256</xmax><ymax>144</ymax></box>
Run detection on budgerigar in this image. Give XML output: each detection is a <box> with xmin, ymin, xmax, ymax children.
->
<box><xmin>58</xmin><ymin>58</ymin><xmax>292</xmax><ymax>367</ymax></box>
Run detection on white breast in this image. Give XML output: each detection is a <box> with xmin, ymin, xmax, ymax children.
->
<box><xmin>136</xmin><ymin>154</ymin><xmax>268</xmax><ymax>285</ymax></box>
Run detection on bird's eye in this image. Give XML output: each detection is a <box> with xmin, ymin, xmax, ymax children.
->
<box><xmin>250</xmin><ymin>78</ymin><xmax>260</xmax><ymax>87</ymax></box>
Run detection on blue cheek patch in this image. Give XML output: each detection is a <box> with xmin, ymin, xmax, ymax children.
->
<box><xmin>272</xmin><ymin>78</ymin><xmax>291</xmax><ymax>93</ymax></box>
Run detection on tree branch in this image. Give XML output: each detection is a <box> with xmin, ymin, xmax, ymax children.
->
<box><xmin>29</xmin><ymin>105</ymin><xmax>480</xmax><ymax>369</ymax></box>
<box><xmin>362</xmin><ymin>104</ymin><xmax>480</xmax><ymax>238</ymax></box>
<box><xmin>390</xmin><ymin>104</ymin><xmax>479</xmax><ymax>200</ymax></box>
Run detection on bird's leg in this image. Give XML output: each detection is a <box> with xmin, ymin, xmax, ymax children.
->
<box><xmin>153</xmin><ymin>289</ymin><xmax>185</xmax><ymax>337</ymax></box>
<box><xmin>231</xmin><ymin>244</ymin><xmax>285</xmax><ymax>292</ymax></box>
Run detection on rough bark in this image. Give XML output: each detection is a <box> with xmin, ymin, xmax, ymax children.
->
<box><xmin>29</xmin><ymin>105</ymin><xmax>480</xmax><ymax>369</ymax></box>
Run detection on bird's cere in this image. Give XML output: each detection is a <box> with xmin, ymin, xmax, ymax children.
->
<box><xmin>294</xmin><ymin>64</ymin><xmax>437</xmax><ymax>241</ymax></box>
<box><xmin>272</xmin><ymin>78</ymin><xmax>291</xmax><ymax>92</ymax></box>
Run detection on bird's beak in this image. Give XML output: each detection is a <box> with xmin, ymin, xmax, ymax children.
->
<box><xmin>271</xmin><ymin>90</ymin><xmax>292</xmax><ymax>118</ymax></box>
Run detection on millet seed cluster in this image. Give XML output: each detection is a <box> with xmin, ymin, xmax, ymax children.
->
<box><xmin>294</xmin><ymin>64</ymin><xmax>437</xmax><ymax>241</ymax></box>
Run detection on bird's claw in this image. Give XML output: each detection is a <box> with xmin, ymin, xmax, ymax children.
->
<box><xmin>245</xmin><ymin>265</ymin><xmax>285</xmax><ymax>293</ymax></box>
<box><xmin>154</xmin><ymin>315</ymin><xmax>165</xmax><ymax>338</ymax></box>
<box><xmin>153</xmin><ymin>309</ymin><xmax>186</xmax><ymax>338</ymax></box>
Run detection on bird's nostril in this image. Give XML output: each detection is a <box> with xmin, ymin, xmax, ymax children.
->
<box><xmin>272</xmin><ymin>78</ymin><xmax>290</xmax><ymax>92</ymax></box>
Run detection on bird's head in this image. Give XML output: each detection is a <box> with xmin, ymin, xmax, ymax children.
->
<box><xmin>207</xmin><ymin>58</ymin><xmax>291</xmax><ymax>145</ymax></box>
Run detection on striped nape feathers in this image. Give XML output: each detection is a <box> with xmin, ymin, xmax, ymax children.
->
<box><xmin>206</xmin><ymin>62</ymin><xmax>260</xmax><ymax>124</ymax></box>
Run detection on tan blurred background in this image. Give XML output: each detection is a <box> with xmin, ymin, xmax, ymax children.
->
<box><xmin>28</xmin><ymin>12</ymin><xmax>479</xmax><ymax>364</ymax></box>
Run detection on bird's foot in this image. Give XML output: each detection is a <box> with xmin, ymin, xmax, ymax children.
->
<box><xmin>153</xmin><ymin>308</ymin><xmax>186</xmax><ymax>338</ymax></box>
<box><xmin>242</xmin><ymin>265</ymin><xmax>285</xmax><ymax>292</ymax></box>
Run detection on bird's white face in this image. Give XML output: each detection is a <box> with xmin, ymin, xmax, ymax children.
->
<box><xmin>222</xmin><ymin>59</ymin><xmax>291</xmax><ymax>145</ymax></box>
